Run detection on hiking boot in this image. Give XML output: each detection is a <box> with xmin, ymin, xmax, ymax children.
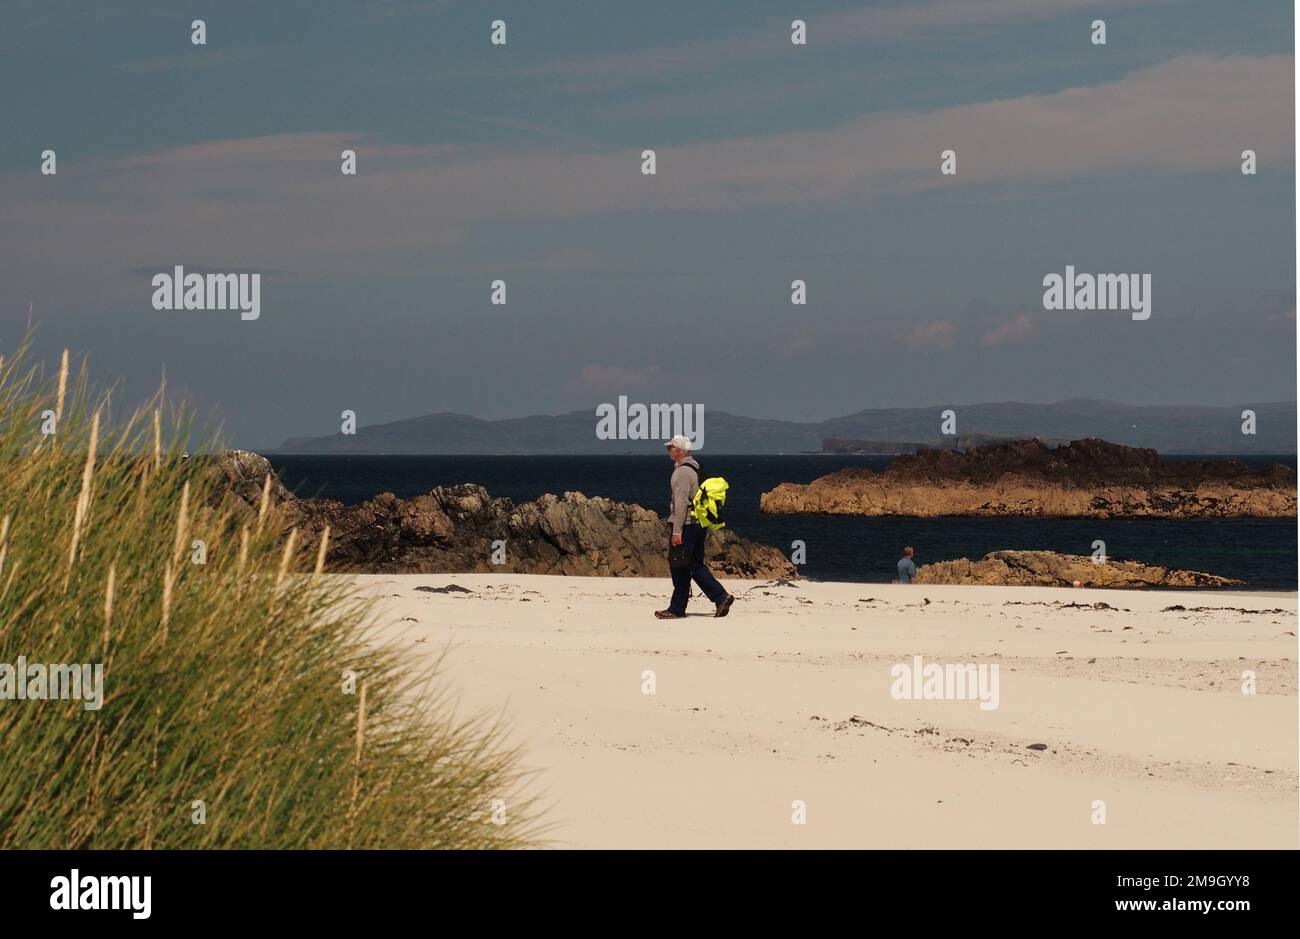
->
<box><xmin>714</xmin><ymin>595</ymin><xmax>735</xmax><ymax>618</ymax></box>
<box><xmin>655</xmin><ymin>609</ymin><xmax>685</xmax><ymax>619</ymax></box>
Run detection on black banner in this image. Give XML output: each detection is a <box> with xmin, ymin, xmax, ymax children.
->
<box><xmin>0</xmin><ymin>849</ymin><xmax>1289</xmax><ymax>926</ymax></box>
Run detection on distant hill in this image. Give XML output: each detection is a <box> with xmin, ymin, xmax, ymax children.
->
<box><xmin>272</xmin><ymin>399</ymin><xmax>1296</xmax><ymax>455</ymax></box>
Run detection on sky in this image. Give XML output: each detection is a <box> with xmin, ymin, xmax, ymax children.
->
<box><xmin>0</xmin><ymin>0</ymin><xmax>1294</xmax><ymax>449</ymax></box>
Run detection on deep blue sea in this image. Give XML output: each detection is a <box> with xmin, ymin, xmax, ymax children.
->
<box><xmin>265</xmin><ymin>454</ymin><xmax>1298</xmax><ymax>589</ymax></box>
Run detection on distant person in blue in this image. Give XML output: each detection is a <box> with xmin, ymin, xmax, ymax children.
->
<box><xmin>897</xmin><ymin>546</ymin><xmax>917</xmax><ymax>584</ymax></box>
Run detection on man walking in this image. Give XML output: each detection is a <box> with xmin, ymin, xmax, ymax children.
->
<box><xmin>897</xmin><ymin>546</ymin><xmax>917</xmax><ymax>584</ymax></box>
<box><xmin>656</xmin><ymin>435</ymin><xmax>734</xmax><ymax>619</ymax></box>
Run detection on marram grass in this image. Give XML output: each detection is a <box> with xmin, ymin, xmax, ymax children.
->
<box><xmin>0</xmin><ymin>341</ymin><xmax>543</xmax><ymax>848</ymax></box>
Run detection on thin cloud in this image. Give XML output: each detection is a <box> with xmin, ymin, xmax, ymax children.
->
<box><xmin>121</xmin><ymin>48</ymin><xmax>251</xmax><ymax>74</ymax></box>
<box><xmin>564</xmin><ymin>365</ymin><xmax>671</xmax><ymax>393</ymax></box>
<box><xmin>126</xmin><ymin>264</ymin><xmax>289</xmax><ymax>277</ymax></box>
<box><xmin>2</xmin><ymin>54</ymin><xmax>1289</xmax><ymax>305</ymax></box>
<box><xmin>775</xmin><ymin>333</ymin><xmax>817</xmax><ymax>359</ymax></box>
<box><xmin>362</xmin><ymin>0</ymin><xmax>460</xmax><ymax>19</ymax></box>
<box><xmin>447</xmin><ymin>110</ymin><xmax>594</xmax><ymax>145</ymax></box>
<box><xmin>982</xmin><ymin>313</ymin><xmax>1038</xmax><ymax>347</ymax></box>
<box><xmin>904</xmin><ymin>321</ymin><xmax>955</xmax><ymax>350</ymax></box>
<box><xmin>526</xmin><ymin>0</ymin><xmax>1185</xmax><ymax>90</ymax></box>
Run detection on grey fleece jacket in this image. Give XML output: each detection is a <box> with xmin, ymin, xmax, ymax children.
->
<box><xmin>668</xmin><ymin>457</ymin><xmax>700</xmax><ymax>536</ymax></box>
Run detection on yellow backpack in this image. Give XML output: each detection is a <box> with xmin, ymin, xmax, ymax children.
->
<box><xmin>691</xmin><ymin>469</ymin><xmax>729</xmax><ymax>530</ymax></box>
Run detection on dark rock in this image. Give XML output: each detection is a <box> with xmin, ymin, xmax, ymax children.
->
<box><xmin>212</xmin><ymin>449</ymin><xmax>294</xmax><ymax>507</ymax></box>
<box><xmin>216</xmin><ymin>450</ymin><xmax>797</xmax><ymax>578</ymax></box>
<box><xmin>761</xmin><ymin>437</ymin><xmax>1296</xmax><ymax>518</ymax></box>
<box><xmin>915</xmin><ymin>550</ymin><xmax>1243</xmax><ymax>588</ymax></box>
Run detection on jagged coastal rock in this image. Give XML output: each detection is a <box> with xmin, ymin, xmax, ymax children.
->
<box><xmin>213</xmin><ymin>450</ymin><xmax>797</xmax><ymax>578</ymax></box>
<box><xmin>914</xmin><ymin>550</ymin><xmax>1245</xmax><ymax>588</ymax></box>
<box><xmin>760</xmin><ymin>437</ymin><xmax>1296</xmax><ymax>518</ymax></box>
<box><xmin>213</xmin><ymin>448</ymin><xmax>295</xmax><ymax>506</ymax></box>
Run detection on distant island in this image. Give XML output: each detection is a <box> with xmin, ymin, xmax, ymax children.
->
<box><xmin>271</xmin><ymin>399</ymin><xmax>1297</xmax><ymax>455</ymax></box>
<box><xmin>822</xmin><ymin>433</ymin><xmax>1072</xmax><ymax>455</ymax></box>
<box><xmin>760</xmin><ymin>437</ymin><xmax>1297</xmax><ymax>519</ymax></box>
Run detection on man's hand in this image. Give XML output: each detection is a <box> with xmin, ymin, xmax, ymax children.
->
<box><xmin>672</xmin><ymin>533</ymin><xmax>683</xmax><ymax>546</ymax></box>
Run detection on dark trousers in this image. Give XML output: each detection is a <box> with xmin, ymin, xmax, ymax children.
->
<box><xmin>669</xmin><ymin>523</ymin><xmax>728</xmax><ymax>614</ymax></box>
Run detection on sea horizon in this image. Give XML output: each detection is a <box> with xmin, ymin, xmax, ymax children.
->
<box><xmin>266</xmin><ymin>452</ymin><xmax>1299</xmax><ymax>589</ymax></box>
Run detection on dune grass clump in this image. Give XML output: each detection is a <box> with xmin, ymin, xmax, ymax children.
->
<box><xmin>0</xmin><ymin>340</ymin><xmax>542</xmax><ymax>848</ymax></box>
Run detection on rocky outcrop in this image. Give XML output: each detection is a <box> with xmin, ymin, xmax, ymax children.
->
<box><xmin>822</xmin><ymin>434</ymin><xmax>1070</xmax><ymax>454</ymax></box>
<box><xmin>213</xmin><ymin>450</ymin><xmax>796</xmax><ymax>578</ymax></box>
<box><xmin>914</xmin><ymin>550</ymin><xmax>1244</xmax><ymax>588</ymax></box>
<box><xmin>761</xmin><ymin>437</ymin><xmax>1296</xmax><ymax>518</ymax></box>
<box><xmin>211</xmin><ymin>449</ymin><xmax>295</xmax><ymax>507</ymax></box>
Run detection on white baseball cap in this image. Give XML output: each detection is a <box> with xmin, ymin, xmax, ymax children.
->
<box><xmin>664</xmin><ymin>435</ymin><xmax>692</xmax><ymax>451</ymax></box>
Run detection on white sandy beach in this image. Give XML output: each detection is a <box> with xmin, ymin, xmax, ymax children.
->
<box><xmin>357</xmin><ymin>575</ymin><xmax>1298</xmax><ymax>849</ymax></box>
